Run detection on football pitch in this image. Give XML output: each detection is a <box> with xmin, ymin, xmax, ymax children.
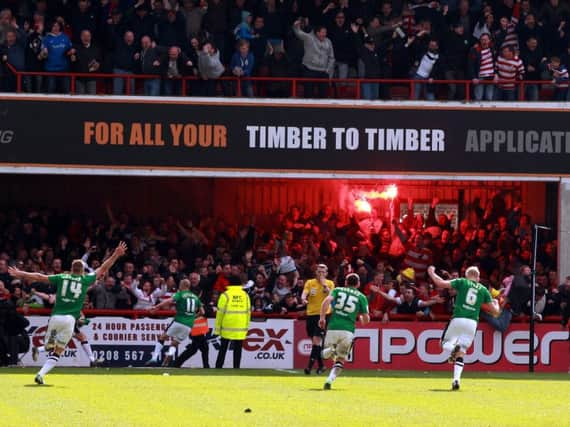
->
<box><xmin>1</xmin><ymin>368</ymin><xmax>569</xmax><ymax>427</ymax></box>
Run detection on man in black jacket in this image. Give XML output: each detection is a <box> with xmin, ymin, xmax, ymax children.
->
<box><xmin>161</xmin><ymin>46</ymin><xmax>194</xmax><ymax>96</ymax></box>
<box><xmin>70</xmin><ymin>29</ymin><xmax>101</xmax><ymax>94</ymax></box>
<box><xmin>112</xmin><ymin>30</ymin><xmax>138</xmax><ymax>95</ymax></box>
<box><xmin>520</xmin><ymin>36</ymin><xmax>544</xmax><ymax>100</ymax></box>
<box><xmin>136</xmin><ymin>35</ymin><xmax>161</xmax><ymax>96</ymax></box>
<box><xmin>350</xmin><ymin>23</ymin><xmax>387</xmax><ymax>100</ymax></box>
<box><xmin>442</xmin><ymin>22</ymin><xmax>470</xmax><ymax>100</ymax></box>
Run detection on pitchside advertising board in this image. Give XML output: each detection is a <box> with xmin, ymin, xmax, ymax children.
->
<box><xmin>1</xmin><ymin>97</ymin><xmax>570</xmax><ymax>176</ymax></box>
<box><xmin>294</xmin><ymin>322</ymin><xmax>569</xmax><ymax>372</ymax></box>
<box><xmin>23</xmin><ymin>317</ymin><xmax>568</xmax><ymax>371</ymax></box>
<box><xmin>23</xmin><ymin>317</ymin><xmax>295</xmax><ymax>369</ymax></box>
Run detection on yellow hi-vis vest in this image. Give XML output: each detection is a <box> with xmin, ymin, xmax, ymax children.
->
<box><xmin>214</xmin><ymin>285</ymin><xmax>251</xmax><ymax>340</ymax></box>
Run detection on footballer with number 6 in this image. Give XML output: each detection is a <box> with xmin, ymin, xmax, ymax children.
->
<box><xmin>8</xmin><ymin>242</ymin><xmax>127</xmax><ymax>385</ymax></box>
<box><xmin>319</xmin><ymin>273</ymin><xmax>370</xmax><ymax>390</ymax></box>
<box><xmin>427</xmin><ymin>265</ymin><xmax>500</xmax><ymax>391</ymax></box>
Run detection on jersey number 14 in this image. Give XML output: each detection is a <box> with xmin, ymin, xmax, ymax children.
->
<box><xmin>61</xmin><ymin>279</ymin><xmax>82</xmax><ymax>299</ymax></box>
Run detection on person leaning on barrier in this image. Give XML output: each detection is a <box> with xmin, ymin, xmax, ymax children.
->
<box><xmin>214</xmin><ymin>275</ymin><xmax>251</xmax><ymax>369</ymax></box>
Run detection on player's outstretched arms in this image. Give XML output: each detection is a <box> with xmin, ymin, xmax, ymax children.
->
<box><xmin>150</xmin><ymin>298</ymin><xmax>174</xmax><ymax>313</ymax></box>
<box><xmin>427</xmin><ymin>266</ymin><xmax>452</xmax><ymax>289</ymax></box>
<box><xmin>8</xmin><ymin>266</ymin><xmax>50</xmax><ymax>283</ymax></box>
<box><xmin>95</xmin><ymin>241</ymin><xmax>128</xmax><ymax>278</ymax></box>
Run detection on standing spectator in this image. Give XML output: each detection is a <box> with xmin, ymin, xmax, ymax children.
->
<box><xmin>197</xmin><ymin>41</ymin><xmax>225</xmax><ymax>96</ymax></box>
<box><xmin>157</xmin><ymin>9</ymin><xmax>186</xmax><ymax>47</ymax></box>
<box><xmin>301</xmin><ymin>264</ymin><xmax>334</xmax><ymax>375</ymax></box>
<box><xmin>24</xmin><ymin>15</ymin><xmax>45</xmax><ymax>93</ymax></box>
<box><xmin>161</xmin><ymin>46</ymin><xmax>193</xmax><ymax>96</ymax></box>
<box><xmin>41</xmin><ymin>20</ymin><xmax>72</xmax><ymax>94</ymax></box>
<box><xmin>202</xmin><ymin>0</ymin><xmax>228</xmax><ymax>61</ymax></box>
<box><xmin>112</xmin><ymin>30</ymin><xmax>137</xmax><ymax>95</ymax></box>
<box><xmin>520</xmin><ymin>37</ymin><xmax>544</xmax><ymax>101</ymax></box>
<box><xmin>214</xmin><ymin>275</ymin><xmax>251</xmax><ymax>369</ymax></box>
<box><xmin>328</xmin><ymin>11</ymin><xmax>355</xmax><ymax>82</ymax></box>
<box><xmin>442</xmin><ymin>22</ymin><xmax>470</xmax><ymax>100</ymax></box>
<box><xmin>468</xmin><ymin>33</ymin><xmax>495</xmax><ymax>101</ymax></box>
<box><xmin>126</xmin><ymin>2</ymin><xmax>155</xmax><ymax>41</ymax></box>
<box><xmin>249</xmin><ymin>15</ymin><xmax>267</xmax><ymax>73</ymax></box>
<box><xmin>71</xmin><ymin>0</ymin><xmax>97</xmax><ymax>43</ymax></box>
<box><xmin>350</xmin><ymin>23</ymin><xmax>384</xmax><ymax>100</ymax></box>
<box><xmin>1</xmin><ymin>29</ymin><xmax>25</xmax><ymax>92</ymax></box>
<box><xmin>230</xmin><ymin>39</ymin><xmax>255</xmax><ymax>97</ymax></box>
<box><xmin>265</xmin><ymin>40</ymin><xmax>291</xmax><ymax>97</ymax></box>
<box><xmin>411</xmin><ymin>38</ymin><xmax>443</xmax><ymax>100</ymax></box>
<box><xmin>180</xmin><ymin>0</ymin><xmax>207</xmax><ymax>40</ymax></box>
<box><xmin>89</xmin><ymin>276</ymin><xmax>125</xmax><ymax>309</ymax></box>
<box><xmin>233</xmin><ymin>10</ymin><xmax>254</xmax><ymax>41</ymax></box>
<box><xmin>70</xmin><ymin>29</ymin><xmax>101</xmax><ymax>95</ymax></box>
<box><xmin>136</xmin><ymin>35</ymin><xmax>161</xmax><ymax>96</ymax></box>
<box><xmin>131</xmin><ymin>278</ymin><xmax>166</xmax><ymax>309</ymax></box>
<box><xmin>292</xmin><ymin>18</ymin><xmax>335</xmax><ymax>99</ymax></box>
<box><xmin>495</xmin><ymin>45</ymin><xmax>524</xmax><ymax>101</ymax></box>
<box><xmin>546</xmin><ymin>56</ymin><xmax>569</xmax><ymax>100</ymax></box>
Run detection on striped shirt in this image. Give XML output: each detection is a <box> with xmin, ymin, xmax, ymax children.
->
<box><xmin>500</xmin><ymin>3</ymin><xmax>520</xmax><ymax>49</ymax></box>
<box><xmin>496</xmin><ymin>55</ymin><xmax>524</xmax><ymax>89</ymax></box>
<box><xmin>552</xmin><ymin>66</ymin><xmax>569</xmax><ymax>88</ymax></box>
<box><xmin>479</xmin><ymin>48</ymin><xmax>495</xmax><ymax>78</ymax></box>
<box><xmin>403</xmin><ymin>243</ymin><xmax>432</xmax><ymax>280</ymax></box>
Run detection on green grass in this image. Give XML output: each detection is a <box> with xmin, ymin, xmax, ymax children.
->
<box><xmin>1</xmin><ymin>368</ymin><xmax>569</xmax><ymax>427</ymax></box>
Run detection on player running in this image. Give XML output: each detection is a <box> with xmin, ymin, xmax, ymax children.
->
<box><xmin>8</xmin><ymin>242</ymin><xmax>127</xmax><ymax>385</ymax></box>
<box><xmin>319</xmin><ymin>273</ymin><xmax>370</xmax><ymax>390</ymax></box>
<box><xmin>30</xmin><ymin>290</ymin><xmax>104</xmax><ymax>367</ymax></box>
<box><xmin>148</xmin><ymin>279</ymin><xmax>204</xmax><ymax>367</ymax></box>
<box><xmin>427</xmin><ymin>265</ymin><xmax>500</xmax><ymax>390</ymax></box>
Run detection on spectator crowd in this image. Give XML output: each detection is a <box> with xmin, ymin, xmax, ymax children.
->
<box><xmin>0</xmin><ymin>192</ymin><xmax>568</xmax><ymax>335</ymax></box>
<box><xmin>1</xmin><ymin>0</ymin><xmax>570</xmax><ymax>100</ymax></box>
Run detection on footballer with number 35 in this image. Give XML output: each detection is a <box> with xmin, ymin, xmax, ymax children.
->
<box><xmin>427</xmin><ymin>265</ymin><xmax>500</xmax><ymax>391</ymax></box>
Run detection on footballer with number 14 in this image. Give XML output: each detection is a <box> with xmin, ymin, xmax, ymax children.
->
<box><xmin>8</xmin><ymin>242</ymin><xmax>128</xmax><ymax>385</ymax></box>
<box><xmin>427</xmin><ymin>265</ymin><xmax>500</xmax><ymax>390</ymax></box>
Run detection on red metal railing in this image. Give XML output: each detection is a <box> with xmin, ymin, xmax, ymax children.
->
<box><xmin>4</xmin><ymin>63</ymin><xmax>565</xmax><ymax>101</ymax></box>
<box><xmin>17</xmin><ymin>307</ymin><xmax>563</xmax><ymax>323</ymax></box>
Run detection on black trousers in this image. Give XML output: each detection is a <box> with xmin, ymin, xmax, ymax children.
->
<box><xmin>174</xmin><ymin>335</ymin><xmax>209</xmax><ymax>368</ymax></box>
<box><xmin>303</xmin><ymin>66</ymin><xmax>329</xmax><ymax>99</ymax></box>
<box><xmin>215</xmin><ymin>338</ymin><xmax>243</xmax><ymax>369</ymax></box>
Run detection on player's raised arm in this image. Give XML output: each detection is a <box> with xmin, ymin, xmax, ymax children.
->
<box><xmin>94</xmin><ymin>241</ymin><xmax>128</xmax><ymax>278</ymax></box>
<box><xmin>319</xmin><ymin>295</ymin><xmax>333</xmax><ymax>329</ymax></box>
<box><xmin>427</xmin><ymin>266</ymin><xmax>452</xmax><ymax>289</ymax></box>
<box><xmin>8</xmin><ymin>266</ymin><xmax>50</xmax><ymax>283</ymax></box>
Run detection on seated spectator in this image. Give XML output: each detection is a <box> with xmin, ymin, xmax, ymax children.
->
<box><xmin>272</xmin><ymin>274</ymin><xmax>290</xmax><ymax>302</ymax></box>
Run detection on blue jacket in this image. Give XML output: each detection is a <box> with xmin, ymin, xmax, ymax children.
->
<box><xmin>230</xmin><ymin>52</ymin><xmax>254</xmax><ymax>77</ymax></box>
<box><xmin>42</xmin><ymin>32</ymin><xmax>72</xmax><ymax>71</ymax></box>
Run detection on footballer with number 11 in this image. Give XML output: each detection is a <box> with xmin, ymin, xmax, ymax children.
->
<box><xmin>428</xmin><ymin>265</ymin><xmax>500</xmax><ymax>390</ymax></box>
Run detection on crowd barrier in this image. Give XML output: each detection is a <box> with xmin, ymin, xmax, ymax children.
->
<box><xmin>4</xmin><ymin>64</ymin><xmax>565</xmax><ymax>101</ymax></box>
<box><xmin>20</xmin><ymin>310</ymin><xmax>569</xmax><ymax>372</ymax></box>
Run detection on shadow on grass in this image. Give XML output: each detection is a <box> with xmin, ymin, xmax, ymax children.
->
<box><xmin>428</xmin><ymin>388</ymin><xmax>453</xmax><ymax>392</ymax></box>
<box><xmin>23</xmin><ymin>384</ymin><xmax>55</xmax><ymax>388</ymax></box>
<box><xmin>2</xmin><ymin>368</ymin><xmax>569</xmax><ymax>381</ymax></box>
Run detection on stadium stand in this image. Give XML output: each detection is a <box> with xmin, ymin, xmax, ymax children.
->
<box><xmin>0</xmin><ymin>0</ymin><xmax>569</xmax><ymax>100</ymax></box>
